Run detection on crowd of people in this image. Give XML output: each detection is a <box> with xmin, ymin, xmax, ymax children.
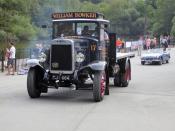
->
<box><xmin>143</xmin><ymin>35</ymin><xmax>171</xmax><ymax>50</ymax></box>
<box><xmin>136</xmin><ymin>35</ymin><xmax>171</xmax><ymax>56</ymax></box>
<box><xmin>114</xmin><ymin>35</ymin><xmax>173</xmax><ymax>56</ymax></box>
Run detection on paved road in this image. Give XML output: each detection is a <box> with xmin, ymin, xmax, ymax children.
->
<box><xmin>0</xmin><ymin>48</ymin><xmax>175</xmax><ymax>131</ymax></box>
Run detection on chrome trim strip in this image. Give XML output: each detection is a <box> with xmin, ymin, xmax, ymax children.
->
<box><xmin>52</xmin><ymin>19</ymin><xmax>109</xmax><ymax>23</ymax></box>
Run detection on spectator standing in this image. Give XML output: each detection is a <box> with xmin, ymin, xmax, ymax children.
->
<box><xmin>4</xmin><ymin>45</ymin><xmax>10</xmax><ymax>68</ymax></box>
<box><xmin>116</xmin><ymin>38</ymin><xmax>122</xmax><ymax>47</ymax></box>
<box><xmin>160</xmin><ymin>35</ymin><xmax>163</xmax><ymax>42</ymax></box>
<box><xmin>116</xmin><ymin>38</ymin><xmax>122</xmax><ymax>52</ymax></box>
<box><xmin>138</xmin><ymin>36</ymin><xmax>143</xmax><ymax>56</ymax></box>
<box><xmin>6</xmin><ymin>42</ymin><xmax>16</xmax><ymax>75</ymax></box>
<box><xmin>152</xmin><ymin>37</ymin><xmax>157</xmax><ymax>48</ymax></box>
<box><xmin>167</xmin><ymin>35</ymin><xmax>171</xmax><ymax>45</ymax></box>
<box><xmin>145</xmin><ymin>36</ymin><xmax>151</xmax><ymax>50</ymax></box>
<box><xmin>160</xmin><ymin>35</ymin><xmax>163</xmax><ymax>48</ymax></box>
<box><xmin>161</xmin><ymin>36</ymin><xmax>168</xmax><ymax>51</ymax></box>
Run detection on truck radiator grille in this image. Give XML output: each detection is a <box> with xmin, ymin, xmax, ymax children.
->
<box><xmin>50</xmin><ymin>44</ymin><xmax>73</xmax><ymax>73</ymax></box>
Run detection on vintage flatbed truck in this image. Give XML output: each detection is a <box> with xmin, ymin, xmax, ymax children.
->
<box><xmin>27</xmin><ymin>12</ymin><xmax>133</xmax><ymax>102</ymax></box>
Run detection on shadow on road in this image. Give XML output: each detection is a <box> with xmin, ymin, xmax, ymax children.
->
<box><xmin>38</xmin><ymin>89</ymin><xmax>95</xmax><ymax>103</ymax></box>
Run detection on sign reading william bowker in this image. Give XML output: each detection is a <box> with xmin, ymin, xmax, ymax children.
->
<box><xmin>52</xmin><ymin>12</ymin><xmax>98</xmax><ymax>19</ymax></box>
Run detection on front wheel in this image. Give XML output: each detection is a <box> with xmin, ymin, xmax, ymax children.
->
<box><xmin>141</xmin><ymin>61</ymin><xmax>145</xmax><ymax>65</ymax></box>
<box><xmin>158</xmin><ymin>60</ymin><xmax>162</xmax><ymax>65</ymax></box>
<box><xmin>27</xmin><ymin>68</ymin><xmax>41</xmax><ymax>98</ymax></box>
<box><xmin>93</xmin><ymin>71</ymin><xmax>106</xmax><ymax>102</ymax></box>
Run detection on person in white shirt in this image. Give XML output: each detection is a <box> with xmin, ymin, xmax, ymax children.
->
<box><xmin>6</xmin><ymin>42</ymin><xmax>16</xmax><ymax>75</ymax></box>
<box><xmin>138</xmin><ymin>36</ymin><xmax>143</xmax><ymax>56</ymax></box>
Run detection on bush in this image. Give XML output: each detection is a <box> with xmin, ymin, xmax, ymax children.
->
<box><xmin>0</xmin><ymin>30</ymin><xmax>7</xmax><ymax>41</ymax></box>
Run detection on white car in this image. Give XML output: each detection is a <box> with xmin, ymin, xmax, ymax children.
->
<box><xmin>141</xmin><ymin>49</ymin><xmax>170</xmax><ymax>65</ymax></box>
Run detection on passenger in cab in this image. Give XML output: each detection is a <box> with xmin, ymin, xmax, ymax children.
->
<box><xmin>92</xmin><ymin>25</ymin><xmax>109</xmax><ymax>41</ymax></box>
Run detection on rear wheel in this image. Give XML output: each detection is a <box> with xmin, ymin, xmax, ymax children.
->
<box><xmin>121</xmin><ymin>73</ymin><xmax>129</xmax><ymax>87</ymax></box>
<box><xmin>114</xmin><ymin>72</ymin><xmax>129</xmax><ymax>87</ymax></box>
<box><xmin>27</xmin><ymin>68</ymin><xmax>42</xmax><ymax>98</ymax></box>
<box><xmin>121</xmin><ymin>62</ymin><xmax>130</xmax><ymax>87</ymax></box>
<box><xmin>93</xmin><ymin>71</ymin><xmax>106</xmax><ymax>102</ymax></box>
<box><xmin>114</xmin><ymin>73</ymin><xmax>121</xmax><ymax>87</ymax></box>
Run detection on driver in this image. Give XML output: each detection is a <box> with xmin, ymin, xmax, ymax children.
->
<box><xmin>82</xmin><ymin>26</ymin><xmax>90</xmax><ymax>36</ymax></box>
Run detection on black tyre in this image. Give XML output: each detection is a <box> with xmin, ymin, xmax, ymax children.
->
<box><xmin>114</xmin><ymin>72</ymin><xmax>129</xmax><ymax>87</ymax></box>
<box><xmin>27</xmin><ymin>68</ymin><xmax>41</xmax><ymax>98</ymax></box>
<box><xmin>93</xmin><ymin>71</ymin><xmax>106</xmax><ymax>102</ymax></box>
<box><xmin>141</xmin><ymin>61</ymin><xmax>145</xmax><ymax>65</ymax></box>
<box><xmin>121</xmin><ymin>63</ymin><xmax>130</xmax><ymax>87</ymax></box>
<box><xmin>114</xmin><ymin>73</ymin><xmax>121</xmax><ymax>87</ymax></box>
<box><xmin>121</xmin><ymin>73</ymin><xmax>129</xmax><ymax>87</ymax></box>
<box><xmin>166</xmin><ymin>60</ymin><xmax>169</xmax><ymax>63</ymax></box>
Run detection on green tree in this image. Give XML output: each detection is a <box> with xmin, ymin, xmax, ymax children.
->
<box><xmin>0</xmin><ymin>0</ymin><xmax>39</xmax><ymax>41</ymax></box>
<box><xmin>152</xmin><ymin>0</ymin><xmax>175</xmax><ymax>35</ymax></box>
<box><xmin>171</xmin><ymin>16</ymin><xmax>175</xmax><ymax>36</ymax></box>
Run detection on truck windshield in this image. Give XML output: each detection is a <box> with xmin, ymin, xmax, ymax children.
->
<box><xmin>53</xmin><ymin>21</ymin><xmax>99</xmax><ymax>39</ymax></box>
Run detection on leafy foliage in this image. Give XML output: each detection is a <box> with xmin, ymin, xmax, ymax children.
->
<box><xmin>1</xmin><ymin>0</ymin><xmax>175</xmax><ymax>44</ymax></box>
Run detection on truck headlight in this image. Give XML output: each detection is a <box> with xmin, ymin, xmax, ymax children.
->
<box><xmin>76</xmin><ymin>52</ymin><xmax>85</xmax><ymax>63</ymax></box>
<box><xmin>39</xmin><ymin>52</ymin><xmax>47</xmax><ymax>63</ymax></box>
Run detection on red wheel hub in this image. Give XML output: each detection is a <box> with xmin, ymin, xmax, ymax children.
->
<box><xmin>100</xmin><ymin>73</ymin><xmax>106</xmax><ymax>96</ymax></box>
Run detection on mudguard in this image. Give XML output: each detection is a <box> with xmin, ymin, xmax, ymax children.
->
<box><xmin>88</xmin><ymin>61</ymin><xmax>107</xmax><ymax>72</ymax></box>
<box><xmin>27</xmin><ymin>59</ymin><xmax>46</xmax><ymax>74</ymax></box>
<box><xmin>27</xmin><ymin>59</ymin><xmax>41</xmax><ymax>68</ymax></box>
<box><xmin>125</xmin><ymin>58</ymin><xmax>131</xmax><ymax>80</ymax></box>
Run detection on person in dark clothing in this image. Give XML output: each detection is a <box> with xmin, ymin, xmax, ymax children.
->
<box><xmin>161</xmin><ymin>36</ymin><xmax>168</xmax><ymax>51</ymax></box>
<box><xmin>82</xmin><ymin>26</ymin><xmax>90</xmax><ymax>36</ymax></box>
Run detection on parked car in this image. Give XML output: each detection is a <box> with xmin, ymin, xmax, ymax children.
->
<box><xmin>141</xmin><ymin>49</ymin><xmax>170</xmax><ymax>65</ymax></box>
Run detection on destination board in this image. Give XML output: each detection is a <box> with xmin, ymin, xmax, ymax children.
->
<box><xmin>52</xmin><ymin>12</ymin><xmax>103</xmax><ymax>19</ymax></box>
